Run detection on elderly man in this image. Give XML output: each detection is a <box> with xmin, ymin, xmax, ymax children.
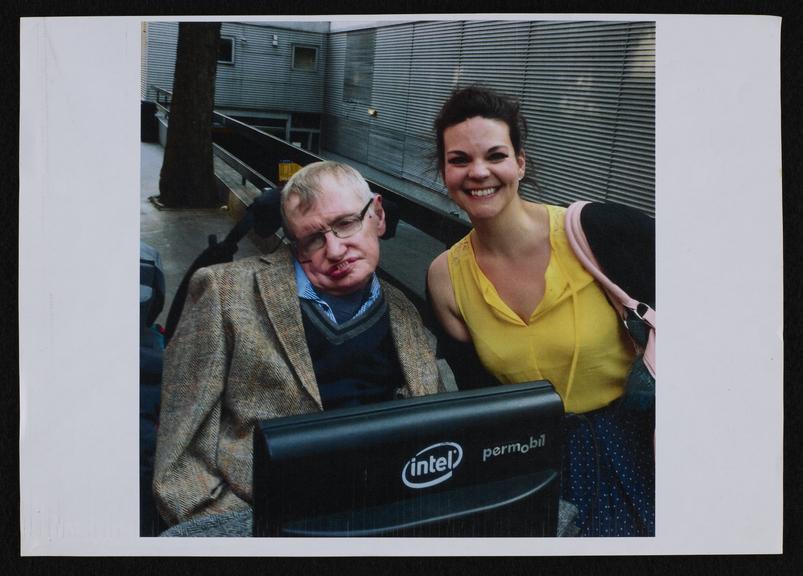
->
<box><xmin>153</xmin><ymin>161</ymin><xmax>445</xmax><ymax>528</ymax></box>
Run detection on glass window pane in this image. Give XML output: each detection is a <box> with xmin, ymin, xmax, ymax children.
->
<box><xmin>218</xmin><ymin>37</ymin><xmax>234</xmax><ymax>63</ymax></box>
<box><xmin>293</xmin><ymin>46</ymin><xmax>317</xmax><ymax>71</ymax></box>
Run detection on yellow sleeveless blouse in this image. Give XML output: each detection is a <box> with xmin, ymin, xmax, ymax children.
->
<box><xmin>447</xmin><ymin>204</ymin><xmax>634</xmax><ymax>413</ymax></box>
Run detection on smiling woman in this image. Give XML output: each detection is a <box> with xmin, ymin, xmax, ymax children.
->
<box><xmin>426</xmin><ymin>85</ymin><xmax>656</xmax><ymax>537</ymax></box>
<box><xmin>443</xmin><ymin>116</ymin><xmax>526</xmax><ymax>222</ymax></box>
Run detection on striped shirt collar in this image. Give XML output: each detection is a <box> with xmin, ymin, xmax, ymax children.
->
<box><xmin>293</xmin><ymin>258</ymin><xmax>381</xmax><ymax>324</ymax></box>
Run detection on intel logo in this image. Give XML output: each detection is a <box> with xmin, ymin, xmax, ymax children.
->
<box><xmin>401</xmin><ymin>442</ymin><xmax>463</xmax><ymax>489</ymax></box>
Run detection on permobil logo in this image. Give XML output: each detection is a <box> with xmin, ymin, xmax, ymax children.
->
<box><xmin>482</xmin><ymin>433</ymin><xmax>546</xmax><ymax>462</ymax></box>
<box><xmin>401</xmin><ymin>442</ymin><xmax>463</xmax><ymax>489</ymax></box>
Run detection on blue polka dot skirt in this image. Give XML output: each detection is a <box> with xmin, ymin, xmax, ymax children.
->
<box><xmin>561</xmin><ymin>403</ymin><xmax>655</xmax><ymax>536</ymax></box>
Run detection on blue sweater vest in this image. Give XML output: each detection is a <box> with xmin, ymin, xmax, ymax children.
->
<box><xmin>300</xmin><ymin>293</ymin><xmax>403</xmax><ymax>410</ymax></box>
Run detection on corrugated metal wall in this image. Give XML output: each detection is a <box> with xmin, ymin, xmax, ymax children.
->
<box><xmin>142</xmin><ymin>22</ymin><xmax>326</xmax><ymax>114</ymax></box>
<box><xmin>522</xmin><ymin>21</ymin><xmax>655</xmax><ymax>213</ymax></box>
<box><xmin>323</xmin><ymin>20</ymin><xmax>655</xmax><ymax>215</ymax></box>
<box><xmin>143</xmin><ymin>22</ymin><xmax>179</xmax><ymax>102</ymax></box>
<box><xmin>141</xmin><ymin>23</ymin><xmax>148</xmax><ymax>99</ymax></box>
<box><xmin>367</xmin><ymin>24</ymin><xmax>414</xmax><ymax>176</ymax></box>
<box><xmin>323</xmin><ymin>33</ymin><xmax>368</xmax><ymax>159</ymax></box>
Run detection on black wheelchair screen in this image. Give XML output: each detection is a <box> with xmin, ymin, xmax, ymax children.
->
<box><xmin>253</xmin><ymin>380</ymin><xmax>565</xmax><ymax>537</ymax></box>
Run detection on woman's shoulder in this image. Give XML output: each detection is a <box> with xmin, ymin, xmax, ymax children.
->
<box><xmin>448</xmin><ymin>230</ymin><xmax>473</xmax><ymax>255</ymax></box>
<box><xmin>579</xmin><ymin>202</ymin><xmax>653</xmax><ymax>232</ymax></box>
<box><xmin>426</xmin><ymin>250</ymin><xmax>453</xmax><ymax>299</ymax></box>
<box><xmin>556</xmin><ymin>200</ymin><xmax>653</xmax><ymax>249</ymax></box>
<box><xmin>576</xmin><ymin>202</ymin><xmax>655</xmax><ymax>307</ymax></box>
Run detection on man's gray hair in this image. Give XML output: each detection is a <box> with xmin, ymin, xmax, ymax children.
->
<box><xmin>280</xmin><ymin>161</ymin><xmax>373</xmax><ymax>238</ymax></box>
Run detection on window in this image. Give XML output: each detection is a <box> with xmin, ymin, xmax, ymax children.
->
<box><xmin>292</xmin><ymin>45</ymin><xmax>318</xmax><ymax>71</ymax></box>
<box><xmin>343</xmin><ymin>30</ymin><xmax>375</xmax><ymax>104</ymax></box>
<box><xmin>218</xmin><ymin>36</ymin><xmax>234</xmax><ymax>64</ymax></box>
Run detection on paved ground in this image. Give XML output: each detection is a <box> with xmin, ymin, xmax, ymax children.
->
<box><xmin>140</xmin><ymin>142</ymin><xmax>264</xmax><ymax>327</ymax></box>
<box><xmin>140</xmin><ymin>142</ymin><xmax>449</xmax><ymax>327</ymax></box>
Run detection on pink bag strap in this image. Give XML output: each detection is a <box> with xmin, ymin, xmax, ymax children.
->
<box><xmin>564</xmin><ymin>201</ymin><xmax>656</xmax><ymax>377</ymax></box>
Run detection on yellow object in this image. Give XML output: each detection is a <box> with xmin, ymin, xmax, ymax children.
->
<box><xmin>278</xmin><ymin>161</ymin><xmax>302</xmax><ymax>183</ymax></box>
<box><xmin>447</xmin><ymin>204</ymin><xmax>634</xmax><ymax>414</ymax></box>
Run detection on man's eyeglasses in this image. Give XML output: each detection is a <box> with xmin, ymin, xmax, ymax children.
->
<box><xmin>291</xmin><ymin>197</ymin><xmax>375</xmax><ymax>259</ymax></box>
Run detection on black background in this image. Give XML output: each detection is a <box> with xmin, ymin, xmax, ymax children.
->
<box><xmin>4</xmin><ymin>0</ymin><xmax>801</xmax><ymax>574</ymax></box>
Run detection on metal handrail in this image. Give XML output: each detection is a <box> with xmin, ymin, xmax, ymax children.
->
<box><xmin>153</xmin><ymin>86</ymin><xmax>172</xmax><ymax>112</ymax></box>
<box><xmin>212</xmin><ymin>143</ymin><xmax>275</xmax><ymax>191</ymax></box>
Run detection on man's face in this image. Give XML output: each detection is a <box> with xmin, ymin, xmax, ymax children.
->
<box><xmin>285</xmin><ymin>173</ymin><xmax>385</xmax><ymax>297</ymax></box>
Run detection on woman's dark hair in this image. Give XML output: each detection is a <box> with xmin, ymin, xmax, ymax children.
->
<box><xmin>434</xmin><ymin>85</ymin><xmax>528</xmax><ymax>175</ymax></box>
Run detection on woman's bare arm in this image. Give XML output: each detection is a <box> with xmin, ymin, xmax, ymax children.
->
<box><xmin>426</xmin><ymin>252</ymin><xmax>471</xmax><ymax>343</ymax></box>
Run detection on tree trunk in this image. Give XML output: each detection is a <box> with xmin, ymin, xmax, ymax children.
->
<box><xmin>158</xmin><ymin>22</ymin><xmax>221</xmax><ymax>208</ymax></box>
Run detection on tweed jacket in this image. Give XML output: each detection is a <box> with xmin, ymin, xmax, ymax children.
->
<box><xmin>153</xmin><ymin>246</ymin><xmax>445</xmax><ymax>527</ymax></box>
